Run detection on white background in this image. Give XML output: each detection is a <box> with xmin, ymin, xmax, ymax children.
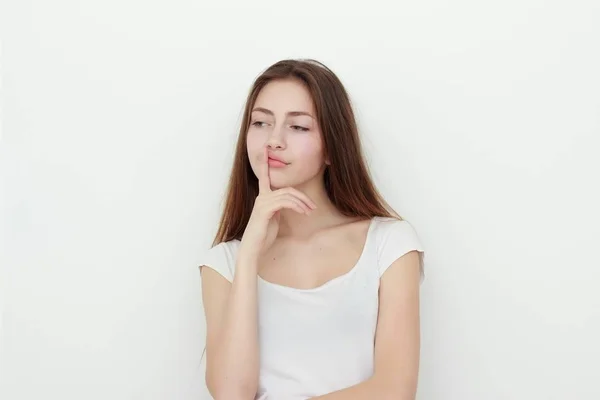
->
<box><xmin>2</xmin><ymin>1</ymin><xmax>600</xmax><ymax>399</ymax></box>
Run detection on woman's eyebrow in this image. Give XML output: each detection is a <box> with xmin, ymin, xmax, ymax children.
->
<box><xmin>252</xmin><ymin>107</ymin><xmax>314</xmax><ymax>119</ymax></box>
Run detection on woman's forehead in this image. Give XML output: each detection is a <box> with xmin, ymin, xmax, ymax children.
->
<box><xmin>253</xmin><ymin>79</ymin><xmax>315</xmax><ymax>115</ymax></box>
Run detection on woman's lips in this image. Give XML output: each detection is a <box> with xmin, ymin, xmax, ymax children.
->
<box><xmin>267</xmin><ymin>157</ymin><xmax>288</xmax><ymax>168</ymax></box>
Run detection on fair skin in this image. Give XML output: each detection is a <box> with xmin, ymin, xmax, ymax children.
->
<box><xmin>200</xmin><ymin>79</ymin><xmax>421</xmax><ymax>399</ymax></box>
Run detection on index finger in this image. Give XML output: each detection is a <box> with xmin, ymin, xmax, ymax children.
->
<box><xmin>258</xmin><ymin>146</ymin><xmax>271</xmax><ymax>194</ymax></box>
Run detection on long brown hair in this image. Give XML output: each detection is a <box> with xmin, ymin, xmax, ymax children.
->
<box><xmin>212</xmin><ymin>59</ymin><xmax>399</xmax><ymax>246</ymax></box>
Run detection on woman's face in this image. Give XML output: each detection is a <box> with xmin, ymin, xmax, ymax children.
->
<box><xmin>246</xmin><ymin>79</ymin><xmax>327</xmax><ymax>190</ymax></box>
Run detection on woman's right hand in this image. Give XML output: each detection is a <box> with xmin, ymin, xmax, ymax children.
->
<box><xmin>239</xmin><ymin>147</ymin><xmax>318</xmax><ymax>261</ymax></box>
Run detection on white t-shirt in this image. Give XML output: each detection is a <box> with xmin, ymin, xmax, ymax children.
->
<box><xmin>198</xmin><ymin>216</ymin><xmax>425</xmax><ymax>400</ymax></box>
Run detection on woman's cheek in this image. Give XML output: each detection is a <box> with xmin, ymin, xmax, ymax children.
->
<box><xmin>294</xmin><ymin>139</ymin><xmax>324</xmax><ymax>173</ymax></box>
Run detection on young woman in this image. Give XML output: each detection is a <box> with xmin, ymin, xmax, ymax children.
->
<box><xmin>198</xmin><ymin>59</ymin><xmax>425</xmax><ymax>400</ymax></box>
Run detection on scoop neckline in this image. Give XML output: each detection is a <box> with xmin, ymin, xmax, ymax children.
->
<box><xmin>257</xmin><ymin>217</ymin><xmax>377</xmax><ymax>293</ymax></box>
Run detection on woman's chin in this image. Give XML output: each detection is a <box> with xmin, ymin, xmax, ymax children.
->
<box><xmin>269</xmin><ymin>177</ymin><xmax>299</xmax><ymax>190</ymax></box>
<box><xmin>268</xmin><ymin>180</ymin><xmax>287</xmax><ymax>190</ymax></box>
<box><xmin>268</xmin><ymin>171</ymin><xmax>316</xmax><ymax>190</ymax></box>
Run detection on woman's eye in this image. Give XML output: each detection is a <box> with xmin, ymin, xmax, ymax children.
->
<box><xmin>251</xmin><ymin>121</ymin><xmax>266</xmax><ymax>127</ymax></box>
<box><xmin>291</xmin><ymin>125</ymin><xmax>309</xmax><ymax>132</ymax></box>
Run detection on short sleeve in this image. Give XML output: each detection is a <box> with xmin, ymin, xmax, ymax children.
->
<box><xmin>197</xmin><ymin>241</ymin><xmax>238</xmax><ymax>282</ymax></box>
<box><xmin>376</xmin><ymin>219</ymin><xmax>425</xmax><ymax>281</ymax></box>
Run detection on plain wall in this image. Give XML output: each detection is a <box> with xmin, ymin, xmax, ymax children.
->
<box><xmin>2</xmin><ymin>0</ymin><xmax>599</xmax><ymax>399</ymax></box>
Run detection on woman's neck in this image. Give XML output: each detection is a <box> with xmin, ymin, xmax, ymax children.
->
<box><xmin>276</xmin><ymin>182</ymin><xmax>347</xmax><ymax>239</ymax></box>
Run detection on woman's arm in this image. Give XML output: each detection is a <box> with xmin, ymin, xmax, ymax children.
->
<box><xmin>201</xmin><ymin>257</ymin><xmax>260</xmax><ymax>400</ymax></box>
<box><xmin>311</xmin><ymin>250</ymin><xmax>422</xmax><ymax>400</ymax></box>
<box><xmin>201</xmin><ymin>147</ymin><xmax>318</xmax><ymax>399</ymax></box>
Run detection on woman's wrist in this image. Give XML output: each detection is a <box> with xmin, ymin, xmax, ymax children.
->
<box><xmin>237</xmin><ymin>243</ymin><xmax>262</xmax><ymax>266</ymax></box>
<box><xmin>234</xmin><ymin>250</ymin><xmax>260</xmax><ymax>276</ymax></box>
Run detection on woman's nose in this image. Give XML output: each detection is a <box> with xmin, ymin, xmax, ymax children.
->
<box><xmin>265</xmin><ymin>126</ymin><xmax>285</xmax><ymax>149</ymax></box>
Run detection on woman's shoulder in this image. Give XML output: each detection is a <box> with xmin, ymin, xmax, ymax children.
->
<box><xmin>370</xmin><ymin>216</ymin><xmax>425</xmax><ymax>279</ymax></box>
<box><xmin>371</xmin><ymin>215</ymin><xmax>420</xmax><ymax>237</ymax></box>
<box><xmin>197</xmin><ymin>239</ymin><xmax>241</xmax><ymax>283</ymax></box>
<box><xmin>208</xmin><ymin>238</ymin><xmax>242</xmax><ymax>253</ymax></box>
